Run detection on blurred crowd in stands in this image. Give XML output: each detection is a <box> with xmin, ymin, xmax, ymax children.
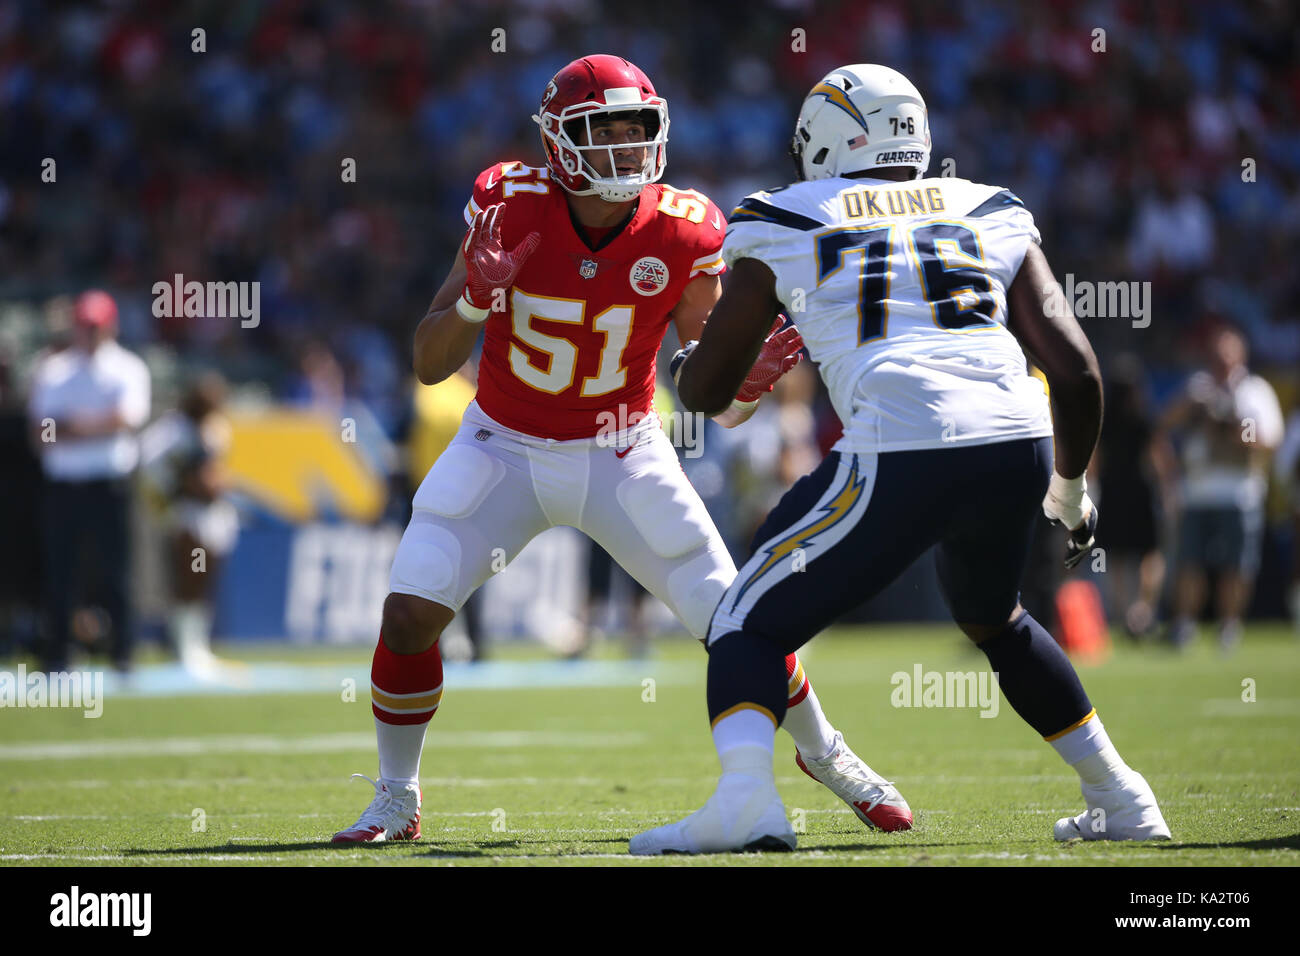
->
<box><xmin>1</xmin><ymin>0</ymin><xmax>1299</xmax><ymax>665</ymax></box>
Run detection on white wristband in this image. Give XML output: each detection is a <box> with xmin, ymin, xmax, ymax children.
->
<box><xmin>455</xmin><ymin>293</ymin><xmax>490</xmax><ymax>323</ymax></box>
<box><xmin>712</xmin><ymin>398</ymin><xmax>759</xmax><ymax>428</ymax></box>
<box><xmin>1048</xmin><ymin>471</ymin><xmax>1086</xmax><ymax>500</ymax></box>
<box><xmin>1044</xmin><ymin>471</ymin><xmax>1088</xmax><ymax>529</ymax></box>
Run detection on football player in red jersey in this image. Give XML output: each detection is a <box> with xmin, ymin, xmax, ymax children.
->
<box><xmin>332</xmin><ymin>55</ymin><xmax>912</xmax><ymax>843</ymax></box>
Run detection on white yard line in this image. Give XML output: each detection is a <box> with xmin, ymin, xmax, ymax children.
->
<box><xmin>0</xmin><ymin>730</ymin><xmax>647</xmax><ymax>761</ymax></box>
<box><xmin>1199</xmin><ymin>699</ymin><xmax>1300</xmax><ymax>716</ymax></box>
<box><xmin>0</xmin><ymin>854</ymin><xmax>127</xmax><ymax>861</ymax></box>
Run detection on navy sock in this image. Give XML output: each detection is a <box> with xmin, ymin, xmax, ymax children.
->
<box><xmin>706</xmin><ymin>631</ymin><xmax>789</xmax><ymax>727</ymax></box>
<box><xmin>977</xmin><ymin>610</ymin><xmax>1093</xmax><ymax>738</ymax></box>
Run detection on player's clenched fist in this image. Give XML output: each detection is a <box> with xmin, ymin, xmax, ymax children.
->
<box><xmin>736</xmin><ymin>316</ymin><xmax>805</xmax><ymax>403</ymax></box>
<box><xmin>457</xmin><ymin>203</ymin><xmax>541</xmax><ymax>322</ymax></box>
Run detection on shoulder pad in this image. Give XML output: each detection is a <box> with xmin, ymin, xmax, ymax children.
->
<box><xmin>656</xmin><ymin>185</ymin><xmax>727</xmax><ymax>277</ymax></box>
<box><xmin>464</xmin><ymin>161</ymin><xmax>553</xmax><ymax>226</ymax></box>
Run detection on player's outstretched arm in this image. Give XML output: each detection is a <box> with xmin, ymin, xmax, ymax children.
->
<box><xmin>1008</xmin><ymin>242</ymin><xmax>1104</xmax><ymax>567</ymax></box>
<box><xmin>673</xmin><ymin>257</ymin><xmax>802</xmax><ymax>418</ymax></box>
<box><xmin>1007</xmin><ymin>242</ymin><xmax>1102</xmax><ymax>481</ymax></box>
<box><xmin>412</xmin><ymin>249</ymin><xmax>480</xmax><ymax>386</ymax></box>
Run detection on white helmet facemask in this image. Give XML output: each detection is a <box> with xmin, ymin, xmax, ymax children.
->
<box><xmin>791</xmin><ymin>64</ymin><xmax>931</xmax><ymax>181</ymax></box>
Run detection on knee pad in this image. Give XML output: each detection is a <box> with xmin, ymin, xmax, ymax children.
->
<box><xmin>389</xmin><ymin>515</ymin><xmax>462</xmax><ymax>606</ymax></box>
<box><xmin>667</xmin><ymin>547</ymin><xmax>735</xmax><ymax>640</ymax></box>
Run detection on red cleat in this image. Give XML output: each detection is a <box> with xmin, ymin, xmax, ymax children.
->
<box><xmin>795</xmin><ymin>734</ymin><xmax>913</xmax><ymax>832</ymax></box>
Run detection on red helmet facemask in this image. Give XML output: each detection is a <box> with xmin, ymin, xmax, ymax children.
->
<box><xmin>532</xmin><ymin>54</ymin><xmax>669</xmax><ymax>203</ymax></box>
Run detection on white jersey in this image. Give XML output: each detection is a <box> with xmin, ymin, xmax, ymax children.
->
<box><xmin>1180</xmin><ymin>368</ymin><xmax>1284</xmax><ymax>511</ymax></box>
<box><xmin>723</xmin><ymin>176</ymin><xmax>1053</xmax><ymax>453</ymax></box>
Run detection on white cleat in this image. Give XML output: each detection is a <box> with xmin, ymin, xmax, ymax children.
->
<box><xmin>629</xmin><ymin>773</ymin><xmax>796</xmax><ymax>856</ymax></box>
<box><xmin>796</xmin><ymin>732</ymin><xmax>913</xmax><ymax>832</ymax></box>
<box><xmin>331</xmin><ymin>774</ymin><xmax>422</xmax><ymax>843</ymax></box>
<box><xmin>1053</xmin><ymin>770</ymin><xmax>1171</xmax><ymax>842</ymax></box>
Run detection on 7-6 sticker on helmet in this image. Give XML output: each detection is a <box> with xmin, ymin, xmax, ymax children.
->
<box><xmin>630</xmin><ymin>256</ymin><xmax>669</xmax><ymax>296</ymax></box>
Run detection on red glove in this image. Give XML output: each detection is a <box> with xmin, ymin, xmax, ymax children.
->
<box><xmin>735</xmin><ymin>317</ymin><xmax>805</xmax><ymax>402</ymax></box>
<box><xmin>461</xmin><ymin>203</ymin><xmax>541</xmax><ymax>311</ymax></box>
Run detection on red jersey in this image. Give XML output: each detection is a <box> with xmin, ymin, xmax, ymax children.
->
<box><xmin>460</xmin><ymin>161</ymin><xmax>727</xmax><ymax>439</ymax></box>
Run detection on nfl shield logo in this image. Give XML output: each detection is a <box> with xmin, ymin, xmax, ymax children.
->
<box><xmin>579</xmin><ymin>258</ymin><xmax>598</xmax><ymax>279</ymax></box>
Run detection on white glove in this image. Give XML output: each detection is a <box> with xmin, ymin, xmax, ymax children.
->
<box><xmin>1043</xmin><ymin>472</ymin><xmax>1098</xmax><ymax>570</ymax></box>
<box><xmin>1042</xmin><ymin>472</ymin><xmax>1093</xmax><ymax>530</ymax></box>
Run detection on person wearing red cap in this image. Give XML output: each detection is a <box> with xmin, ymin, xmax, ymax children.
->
<box><xmin>27</xmin><ymin>289</ymin><xmax>151</xmax><ymax>673</ymax></box>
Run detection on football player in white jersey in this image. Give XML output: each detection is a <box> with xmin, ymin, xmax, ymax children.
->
<box><xmin>632</xmin><ymin>64</ymin><xmax>1171</xmax><ymax>854</ymax></box>
<box><xmin>331</xmin><ymin>55</ymin><xmax>913</xmax><ymax>844</ymax></box>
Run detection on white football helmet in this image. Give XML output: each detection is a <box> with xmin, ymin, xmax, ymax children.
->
<box><xmin>790</xmin><ymin>64</ymin><xmax>931</xmax><ymax>181</ymax></box>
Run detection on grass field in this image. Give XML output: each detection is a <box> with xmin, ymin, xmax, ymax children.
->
<box><xmin>1</xmin><ymin>624</ymin><xmax>1298</xmax><ymax>866</ymax></box>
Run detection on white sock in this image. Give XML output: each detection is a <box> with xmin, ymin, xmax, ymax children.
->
<box><xmin>171</xmin><ymin>603</ymin><xmax>213</xmax><ymax>667</ymax></box>
<box><xmin>782</xmin><ymin>681</ymin><xmax>838</xmax><ymax>760</ymax></box>
<box><xmin>1049</xmin><ymin>714</ymin><xmax>1129</xmax><ymax>788</ymax></box>
<box><xmin>712</xmin><ymin>708</ymin><xmax>776</xmax><ymax>779</ymax></box>
<box><xmin>717</xmin><ymin>743</ymin><xmax>774</xmax><ymax>783</ymax></box>
<box><xmin>375</xmin><ymin>716</ymin><xmax>429</xmax><ymax>787</ymax></box>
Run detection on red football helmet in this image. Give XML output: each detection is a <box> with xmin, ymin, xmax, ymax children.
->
<box><xmin>532</xmin><ymin>54</ymin><xmax>669</xmax><ymax>202</ymax></box>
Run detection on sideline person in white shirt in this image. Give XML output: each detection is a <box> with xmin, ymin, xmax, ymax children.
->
<box><xmin>27</xmin><ymin>290</ymin><xmax>151</xmax><ymax>672</ymax></box>
<box><xmin>1160</xmin><ymin>325</ymin><xmax>1283</xmax><ymax>650</ymax></box>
